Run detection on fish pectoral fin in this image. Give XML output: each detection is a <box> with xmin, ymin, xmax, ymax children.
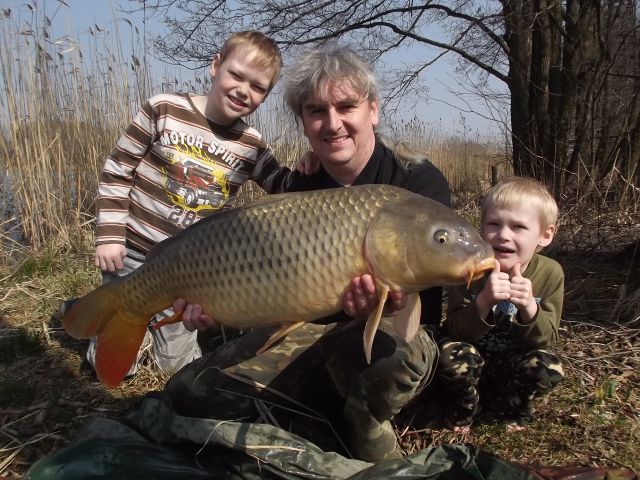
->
<box><xmin>392</xmin><ymin>293</ymin><xmax>422</xmax><ymax>342</ymax></box>
<box><xmin>95</xmin><ymin>313</ymin><xmax>148</xmax><ymax>389</ymax></box>
<box><xmin>363</xmin><ymin>285</ymin><xmax>389</xmax><ymax>365</ymax></box>
<box><xmin>257</xmin><ymin>321</ymin><xmax>306</xmax><ymax>355</ymax></box>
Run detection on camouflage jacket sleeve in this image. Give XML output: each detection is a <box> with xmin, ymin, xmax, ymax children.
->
<box><xmin>95</xmin><ymin>100</ymin><xmax>156</xmax><ymax>246</ymax></box>
<box><xmin>444</xmin><ymin>254</ymin><xmax>564</xmax><ymax>349</ymax></box>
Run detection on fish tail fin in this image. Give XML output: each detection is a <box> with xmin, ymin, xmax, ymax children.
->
<box><xmin>62</xmin><ymin>280</ymin><xmax>149</xmax><ymax>389</ymax></box>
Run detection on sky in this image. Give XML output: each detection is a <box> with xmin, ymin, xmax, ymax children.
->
<box><xmin>2</xmin><ymin>0</ymin><xmax>505</xmax><ymax>138</ymax></box>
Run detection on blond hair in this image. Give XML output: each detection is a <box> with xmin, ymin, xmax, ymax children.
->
<box><xmin>219</xmin><ymin>31</ymin><xmax>283</xmax><ymax>91</ymax></box>
<box><xmin>283</xmin><ymin>46</ymin><xmax>378</xmax><ymax>117</ymax></box>
<box><xmin>482</xmin><ymin>176</ymin><xmax>558</xmax><ymax>229</ymax></box>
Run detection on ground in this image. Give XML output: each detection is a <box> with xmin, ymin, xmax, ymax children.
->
<box><xmin>0</xmin><ymin>207</ymin><xmax>638</xmax><ymax>478</ymax></box>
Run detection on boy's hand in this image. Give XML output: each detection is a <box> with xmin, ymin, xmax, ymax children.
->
<box><xmin>507</xmin><ymin>263</ymin><xmax>538</xmax><ymax>323</ymax></box>
<box><xmin>296</xmin><ymin>151</ymin><xmax>321</xmax><ymax>176</ymax></box>
<box><xmin>343</xmin><ymin>274</ymin><xmax>406</xmax><ymax>317</ymax></box>
<box><xmin>173</xmin><ymin>299</ymin><xmax>218</xmax><ymax>332</ymax></box>
<box><xmin>95</xmin><ymin>244</ymin><xmax>126</xmax><ymax>272</ymax></box>
<box><xmin>475</xmin><ymin>260</ymin><xmax>510</xmax><ymax>317</ymax></box>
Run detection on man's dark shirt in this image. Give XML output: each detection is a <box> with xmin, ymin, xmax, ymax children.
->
<box><xmin>271</xmin><ymin>141</ymin><xmax>451</xmax><ymax>330</ymax></box>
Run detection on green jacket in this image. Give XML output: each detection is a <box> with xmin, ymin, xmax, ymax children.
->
<box><xmin>444</xmin><ymin>254</ymin><xmax>564</xmax><ymax>352</ymax></box>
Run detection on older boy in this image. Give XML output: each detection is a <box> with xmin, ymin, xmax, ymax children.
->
<box><xmin>85</xmin><ymin>31</ymin><xmax>301</xmax><ymax>377</ymax></box>
<box><xmin>439</xmin><ymin>176</ymin><xmax>565</xmax><ymax>430</ymax></box>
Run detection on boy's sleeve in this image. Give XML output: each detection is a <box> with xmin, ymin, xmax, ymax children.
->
<box><xmin>249</xmin><ymin>147</ymin><xmax>302</xmax><ymax>194</ymax></box>
<box><xmin>444</xmin><ymin>281</ymin><xmax>496</xmax><ymax>342</ymax></box>
<box><xmin>512</xmin><ymin>260</ymin><xmax>564</xmax><ymax>349</ymax></box>
<box><xmin>95</xmin><ymin>100</ymin><xmax>157</xmax><ymax>246</ymax></box>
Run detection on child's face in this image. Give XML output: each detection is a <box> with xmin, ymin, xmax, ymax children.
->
<box><xmin>207</xmin><ymin>47</ymin><xmax>275</xmax><ymax>124</ymax></box>
<box><xmin>481</xmin><ymin>202</ymin><xmax>555</xmax><ymax>275</ymax></box>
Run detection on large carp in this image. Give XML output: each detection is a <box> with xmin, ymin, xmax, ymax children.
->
<box><xmin>63</xmin><ymin>185</ymin><xmax>495</xmax><ymax>388</ymax></box>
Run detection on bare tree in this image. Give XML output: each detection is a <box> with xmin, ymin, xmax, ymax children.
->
<box><xmin>132</xmin><ymin>0</ymin><xmax>639</xmax><ymax>204</ymax></box>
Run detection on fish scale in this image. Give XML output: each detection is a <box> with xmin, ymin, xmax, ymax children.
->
<box><xmin>62</xmin><ymin>184</ymin><xmax>495</xmax><ymax>388</ymax></box>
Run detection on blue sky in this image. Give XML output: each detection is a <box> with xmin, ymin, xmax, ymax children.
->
<box><xmin>2</xmin><ymin>0</ymin><xmax>505</xmax><ymax>137</ymax></box>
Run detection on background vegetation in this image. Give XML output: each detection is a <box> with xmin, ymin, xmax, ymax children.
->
<box><xmin>0</xmin><ymin>2</ymin><xmax>638</xmax><ymax>478</ymax></box>
<box><xmin>139</xmin><ymin>0</ymin><xmax>640</xmax><ymax>206</ymax></box>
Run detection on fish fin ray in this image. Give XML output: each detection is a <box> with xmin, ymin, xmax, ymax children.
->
<box><xmin>257</xmin><ymin>321</ymin><xmax>306</xmax><ymax>355</ymax></box>
<box><xmin>393</xmin><ymin>293</ymin><xmax>421</xmax><ymax>342</ymax></box>
<box><xmin>363</xmin><ymin>285</ymin><xmax>389</xmax><ymax>364</ymax></box>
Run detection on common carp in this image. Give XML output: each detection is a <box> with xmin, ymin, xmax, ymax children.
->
<box><xmin>62</xmin><ymin>185</ymin><xmax>495</xmax><ymax>388</ymax></box>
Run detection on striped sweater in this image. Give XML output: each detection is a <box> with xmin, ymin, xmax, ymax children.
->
<box><xmin>95</xmin><ymin>92</ymin><xmax>296</xmax><ymax>254</ymax></box>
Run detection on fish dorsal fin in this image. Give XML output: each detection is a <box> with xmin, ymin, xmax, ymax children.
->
<box><xmin>393</xmin><ymin>292</ymin><xmax>422</xmax><ymax>342</ymax></box>
<box><xmin>363</xmin><ymin>285</ymin><xmax>389</xmax><ymax>364</ymax></box>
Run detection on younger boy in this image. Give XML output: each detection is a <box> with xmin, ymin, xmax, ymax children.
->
<box><xmin>84</xmin><ymin>31</ymin><xmax>301</xmax><ymax>378</ymax></box>
<box><xmin>438</xmin><ymin>176</ymin><xmax>565</xmax><ymax>430</ymax></box>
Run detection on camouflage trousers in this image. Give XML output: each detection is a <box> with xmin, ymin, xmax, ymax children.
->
<box><xmin>86</xmin><ymin>247</ymin><xmax>201</xmax><ymax>376</ymax></box>
<box><xmin>437</xmin><ymin>340</ymin><xmax>564</xmax><ymax>426</ymax></box>
<box><xmin>166</xmin><ymin>316</ymin><xmax>438</xmax><ymax>462</ymax></box>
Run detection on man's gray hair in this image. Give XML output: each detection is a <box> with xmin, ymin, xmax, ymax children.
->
<box><xmin>283</xmin><ymin>46</ymin><xmax>378</xmax><ymax>117</ymax></box>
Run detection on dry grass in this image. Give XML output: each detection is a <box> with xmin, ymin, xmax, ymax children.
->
<box><xmin>0</xmin><ymin>204</ymin><xmax>638</xmax><ymax>478</ymax></box>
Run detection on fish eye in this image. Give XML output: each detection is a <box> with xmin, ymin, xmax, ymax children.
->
<box><xmin>433</xmin><ymin>229</ymin><xmax>449</xmax><ymax>244</ymax></box>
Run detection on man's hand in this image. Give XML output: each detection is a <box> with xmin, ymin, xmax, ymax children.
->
<box><xmin>95</xmin><ymin>244</ymin><xmax>126</xmax><ymax>272</ymax></box>
<box><xmin>507</xmin><ymin>263</ymin><xmax>537</xmax><ymax>323</ymax></box>
<box><xmin>343</xmin><ymin>274</ymin><xmax>406</xmax><ymax>317</ymax></box>
<box><xmin>173</xmin><ymin>299</ymin><xmax>218</xmax><ymax>332</ymax></box>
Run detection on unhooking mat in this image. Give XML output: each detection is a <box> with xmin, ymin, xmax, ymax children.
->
<box><xmin>25</xmin><ymin>392</ymin><xmax>637</xmax><ymax>480</ymax></box>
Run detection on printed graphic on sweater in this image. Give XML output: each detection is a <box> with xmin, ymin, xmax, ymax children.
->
<box><xmin>163</xmin><ymin>142</ymin><xmax>231</xmax><ymax>213</ymax></box>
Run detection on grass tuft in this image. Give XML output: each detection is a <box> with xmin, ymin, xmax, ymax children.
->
<box><xmin>0</xmin><ymin>327</ymin><xmax>46</xmax><ymax>364</ymax></box>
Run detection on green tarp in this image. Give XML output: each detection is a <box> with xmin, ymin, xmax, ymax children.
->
<box><xmin>25</xmin><ymin>392</ymin><xmax>637</xmax><ymax>480</ymax></box>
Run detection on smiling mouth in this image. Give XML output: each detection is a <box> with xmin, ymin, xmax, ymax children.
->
<box><xmin>494</xmin><ymin>246</ymin><xmax>515</xmax><ymax>254</ymax></box>
<box><xmin>325</xmin><ymin>135</ymin><xmax>349</xmax><ymax>144</ymax></box>
<box><xmin>228</xmin><ymin>95</ymin><xmax>247</xmax><ymax>108</ymax></box>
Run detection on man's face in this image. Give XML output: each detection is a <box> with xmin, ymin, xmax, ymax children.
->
<box><xmin>300</xmin><ymin>81</ymin><xmax>379</xmax><ymax>171</ymax></box>
<box><xmin>207</xmin><ymin>48</ymin><xmax>274</xmax><ymax>125</ymax></box>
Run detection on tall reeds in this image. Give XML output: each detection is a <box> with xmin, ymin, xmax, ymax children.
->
<box><xmin>0</xmin><ymin>5</ymin><xmax>152</xmax><ymax>254</ymax></box>
<box><xmin>0</xmin><ymin>4</ymin><xmax>504</xmax><ymax>261</ymax></box>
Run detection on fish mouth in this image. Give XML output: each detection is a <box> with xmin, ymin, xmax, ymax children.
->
<box><xmin>464</xmin><ymin>256</ymin><xmax>497</xmax><ymax>289</ymax></box>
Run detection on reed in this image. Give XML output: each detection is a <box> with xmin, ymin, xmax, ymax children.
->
<box><xmin>0</xmin><ymin>5</ymin><xmax>151</xmax><ymax>255</ymax></box>
<box><xmin>0</xmin><ymin>5</ymin><xmax>502</xmax><ymax>260</ymax></box>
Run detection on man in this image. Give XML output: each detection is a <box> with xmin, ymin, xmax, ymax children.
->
<box><xmin>168</xmin><ymin>46</ymin><xmax>451</xmax><ymax>462</ymax></box>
